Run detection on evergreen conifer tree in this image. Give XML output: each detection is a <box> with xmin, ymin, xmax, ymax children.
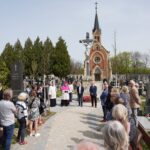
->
<box><xmin>42</xmin><ymin>37</ymin><xmax>53</xmax><ymax>75</ymax></box>
<box><xmin>1</xmin><ymin>43</ymin><xmax>15</xmax><ymax>70</ymax></box>
<box><xmin>50</xmin><ymin>37</ymin><xmax>71</xmax><ymax>78</ymax></box>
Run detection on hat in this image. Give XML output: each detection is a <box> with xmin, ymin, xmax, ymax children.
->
<box><xmin>18</xmin><ymin>92</ymin><xmax>28</xmax><ymax>101</ymax></box>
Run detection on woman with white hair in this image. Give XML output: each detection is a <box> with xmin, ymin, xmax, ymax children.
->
<box><xmin>102</xmin><ymin>121</ymin><xmax>129</xmax><ymax>150</ymax></box>
<box><xmin>120</xmin><ymin>86</ymin><xmax>131</xmax><ymax>117</ymax></box>
<box><xmin>112</xmin><ymin>104</ymin><xmax>130</xmax><ymax>134</ymax></box>
<box><xmin>120</xmin><ymin>86</ymin><xmax>130</xmax><ymax>107</ymax></box>
<box><xmin>112</xmin><ymin>104</ymin><xmax>142</xmax><ymax>149</ymax></box>
<box><xmin>16</xmin><ymin>92</ymin><xmax>28</xmax><ymax>145</ymax></box>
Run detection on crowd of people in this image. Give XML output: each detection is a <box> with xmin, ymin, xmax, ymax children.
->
<box><xmin>99</xmin><ymin>79</ymin><xmax>142</xmax><ymax>150</ymax></box>
<box><xmin>0</xmin><ymin>88</ymin><xmax>44</xmax><ymax>150</ymax></box>
<box><xmin>0</xmin><ymin>78</ymin><xmax>144</xmax><ymax>150</ymax></box>
<box><xmin>75</xmin><ymin>79</ymin><xmax>143</xmax><ymax>150</ymax></box>
<box><xmin>59</xmin><ymin>79</ymin><xmax>143</xmax><ymax>149</ymax></box>
<box><xmin>0</xmin><ymin>80</ymin><xmax>76</xmax><ymax>150</ymax></box>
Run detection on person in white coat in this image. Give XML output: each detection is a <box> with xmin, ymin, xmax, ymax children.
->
<box><xmin>48</xmin><ymin>81</ymin><xmax>57</xmax><ymax>107</ymax></box>
<box><xmin>61</xmin><ymin>82</ymin><xmax>70</xmax><ymax>106</ymax></box>
<box><xmin>68</xmin><ymin>81</ymin><xmax>74</xmax><ymax>102</ymax></box>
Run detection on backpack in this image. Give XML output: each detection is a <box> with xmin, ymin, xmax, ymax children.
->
<box><xmin>16</xmin><ymin>103</ymin><xmax>26</xmax><ymax>119</ymax></box>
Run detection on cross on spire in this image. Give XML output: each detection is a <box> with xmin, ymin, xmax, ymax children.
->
<box><xmin>93</xmin><ymin>2</ymin><xmax>100</xmax><ymax>33</ymax></box>
<box><xmin>95</xmin><ymin>2</ymin><xmax>98</xmax><ymax>13</ymax></box>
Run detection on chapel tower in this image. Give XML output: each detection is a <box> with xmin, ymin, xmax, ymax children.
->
<box><xmin>89</xmin><ymin>3</ymin><xmax>112</xmax><ymax>81</ymax></box>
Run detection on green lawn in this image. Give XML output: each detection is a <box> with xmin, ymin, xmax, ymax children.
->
<box><xmin>142</xmin><ymin>140</ymin><xmax>149</xmax><ymax>150</ymax></box>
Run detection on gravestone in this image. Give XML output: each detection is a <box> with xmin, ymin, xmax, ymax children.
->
<box><xmin>137</xmin><ymin>116</ymin><xmax>150</xmax><ymax>131</ymax></box>
<box><xmin>145</xmin><ymin>78</ymin><xmax>150</xmax><ymax>114</ymax></box>
<box><xmin>11</xmin><ymin>61</ymin><xmax>24</xmax><ymax>97</ymax></box>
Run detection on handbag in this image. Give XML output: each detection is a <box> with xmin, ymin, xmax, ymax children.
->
<box><xmin>40</xmin><ymin>102</ymin><xmax>46</xmax><ymax>109</ymax></box>
<box><xmin>39</xmin><ymin>102</ymin><xmax>46</xmax><ymax>114</ymax></box>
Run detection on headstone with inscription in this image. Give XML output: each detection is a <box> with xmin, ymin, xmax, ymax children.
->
<box><xmin>11</xmin><ymin>61</ymin><xmax>24</xmax><ymax>97</ymax></box>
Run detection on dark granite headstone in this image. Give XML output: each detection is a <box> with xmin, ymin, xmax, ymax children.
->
<box><xmin>11</xmin><ymin>61</ymin><xmax>24</xmax><ymax>97</ymax></box>
<box><xmin>145</xmin><ymin>81</ymin><xmax>150</xmax><ymax>114</ymax></box>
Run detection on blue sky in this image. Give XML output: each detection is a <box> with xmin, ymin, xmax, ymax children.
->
<box><xmin>0</xmin><ymin>0</ymin><xmax>150</xmax><ymax>62</ymax></box>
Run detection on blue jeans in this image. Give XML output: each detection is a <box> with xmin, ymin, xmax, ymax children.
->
<box><xmin>2</xmin><ymin>124</ymin><xmax>14</xmax><ymax>150</ymax></box>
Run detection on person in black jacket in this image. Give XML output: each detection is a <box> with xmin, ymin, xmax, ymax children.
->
<box><xmin>89</xmin><ymin>81</ymin><xmax>97</xmax><ymax>107</ymax></box>
<box><xmin>105</xmin><ymin>85</ymin><xmax>113</xmax><ymax>120</ymax></box>
<box><xmin>100</xmin><ymin>82</ymin><xmax>108</xmax><ymax>122</ymax></box>
<box><xmin>77</xmin><ymin>82</ymin><xmax>84</xmax><ymax>107</ymax></box>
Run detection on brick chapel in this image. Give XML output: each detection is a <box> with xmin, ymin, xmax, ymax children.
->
<box><xmin>84</xmin><ymin>6</ymin><xmax>112</xmax><ymax>81</ymax></box>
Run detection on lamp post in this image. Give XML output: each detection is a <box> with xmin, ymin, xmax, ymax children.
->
<box><xmin>113</xmin><ymin>31</ymin><xmax>118</xmax><ymax>87</ymax></box>
<box><xmin>79</xmin><ymin>32</ymin><xmax>93</xmax><ymax>79</ymax></box>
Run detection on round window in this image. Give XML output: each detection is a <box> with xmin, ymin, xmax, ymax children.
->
<box><xmin>94</xmin><ymin>56</ymin><xmax>101</xmax><ymax>64</ymax></box>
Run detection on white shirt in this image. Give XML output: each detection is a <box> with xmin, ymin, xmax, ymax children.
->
<box><xmin>79</xmin><ymin>86</ymin><xmax>82</xmax><ymax>94</ymax></box>
<box><xmin>62</xmin><ymin>91</ymin><xmax>69</xmax><ymax>100</ymax></box>
<box><xmin>16</xmin><ymin>101</ymin><xmax>28</xmax><ymax>119</ymax></box>
<box><xmin>0</xmin><ymin>100</ymin><xmax>16</xmax><ymax>126</ymax></box>
<box><xmin>48</xmin><ymin>85</ymin><xmax>57</xmax><ymax>99</ymax></box>
<box><xmin>69</xmin><ymin>84</ymin><xmax>73</xmax><ymax>93</ymax></box>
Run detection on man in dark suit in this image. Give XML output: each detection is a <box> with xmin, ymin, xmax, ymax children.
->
<box><xmin>77</xmin><ymin>82</ymin><xmax>84</xmax><ymax>107</ymax></box>
<box><xmin>89</xmin><ymin>81</ymin><xmax>97</xmax><ymax>107</ymax></box>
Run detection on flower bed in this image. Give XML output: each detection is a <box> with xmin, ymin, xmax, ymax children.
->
<box><xmin>83</xmin><ymin>95</ymin><xmax>91</xmax><ymax>102</ymax></box>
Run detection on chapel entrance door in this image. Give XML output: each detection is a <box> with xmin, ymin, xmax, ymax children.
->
<box><xmin>94</xmin><ymin>68</ymin><xmax>101</xmax><ymax>81</ymax></box>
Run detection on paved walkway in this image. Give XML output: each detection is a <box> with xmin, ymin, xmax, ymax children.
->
<box><xmin>11</xmin><ymin>98</ymin><xmax>106</xmax><ymax>150</ymax></box>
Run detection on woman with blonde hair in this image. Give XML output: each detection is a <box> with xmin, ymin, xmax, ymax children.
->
<box><xmin>16</xmin><ymin>92</ymin><xmax>28</xmax><ymax>145</ymax></box>
<box><xmin>112</xmin><ymin>104</ymin><xmax>130</xmax><ymax>134</ymax></box>
<box><xmin>110</xmin><ymin>87</ymin><xmax>123</xmax><ymax>105</ymax></box>
<box><xmin>120</xmin><ymin>86</ymin><xmax>131</xmax><ymax>116</ymax></box>
<box><xmin>102</xmin><ymin>121</ymin><xmax>129</xmax><ymax>150</ymax></box>
<box><xmin>120</xmin><ymin>86</ymin><xmax>129</xmax><ymax>105</ymax></box>
<box><xmin>112</xmin><ymin>104</ymin><xmax>143</xmax><ymax>149</ymax></box>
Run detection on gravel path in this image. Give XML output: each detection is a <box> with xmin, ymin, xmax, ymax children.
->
<box><xmin>11</xmin><ymin>97</ymin><xmax>106</xmax><ymax>150</ymax></box>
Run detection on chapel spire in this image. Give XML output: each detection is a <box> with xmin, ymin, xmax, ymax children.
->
<box><xmin>93</xmin><ymin>2</ymin><xmax>101</xmax><ymax>33</ymax></box>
